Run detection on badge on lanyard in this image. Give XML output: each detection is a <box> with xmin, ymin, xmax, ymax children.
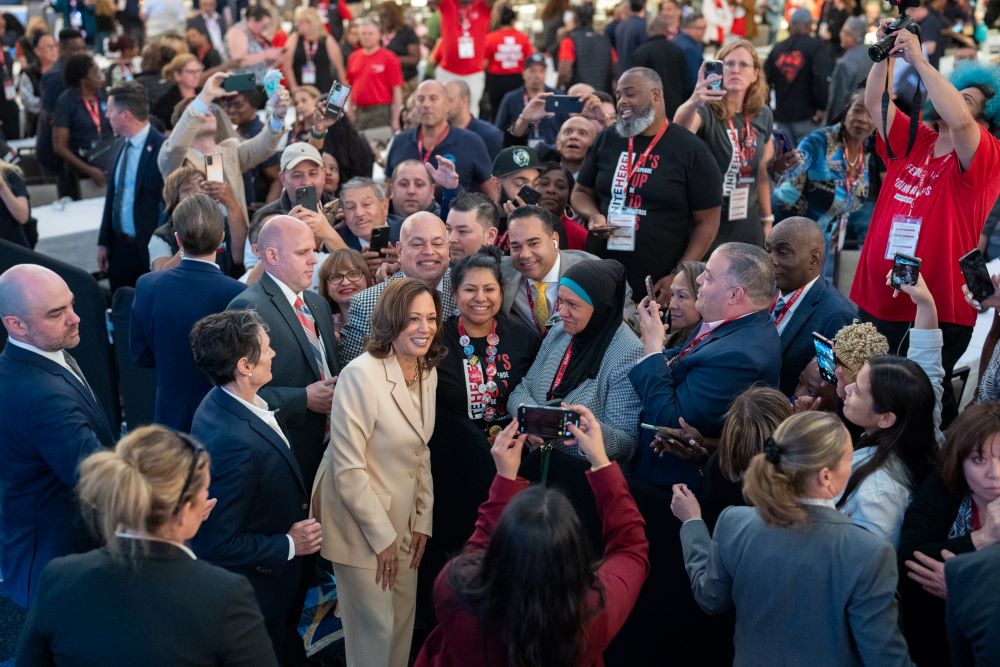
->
<box><xmin>885</xmin><ymin>214</ymin><xmax>922</xmax><ymax>260</ymax></box>
<box><xmin>606</xmin><ymin>211</ymin><xmax>637</xmax><ymax>252</ymax></box>
<box><xmin>301</xmin><ymin>61</ymin><xmax>317</xmax><ymax>85</ymax></box>
<box><xmin>458</xmin><ymin>35</ymin><xmax>475</xmax><ymax>59</ymax></box>
<box><xmin>70</xmin><ymin>10</ymin><xmax>83</xmax><ymax>29</ymax></box>
<box><xmin>728</xmin><ymin>186</ymin><xmax>750</xmax><ymax>221</ymax></box>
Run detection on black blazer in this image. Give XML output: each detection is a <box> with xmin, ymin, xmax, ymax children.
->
<box><xmin>228</xmin><ymin>272</ymin><xmax>341</xmax><ymax>489</ymax></box>
<box><xmin>190</xmin><ymin>387</ymin><xmax>308</xmax><ymax>629</ymax></box>
<box><xmin>97</xmin><ymin>126</ymin><xmax>167</xmax><ymax>256</ymax></box>
<box><xmin>946</xmin><ymin>543</ymin><xmax>1000</xmax><ymax>667</ymax></box>
<box><xmin>630</xmin><ymin>34</ymin><xmax>692</xmax><ymax>118</ymax></box>
<box><xmin>15</xmin><ymin>539</ymin><xmax>277</xmax><ymax>667</ymax></box>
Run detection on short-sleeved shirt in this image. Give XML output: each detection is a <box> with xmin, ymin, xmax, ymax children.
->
<box><xmin>346</xmin><ymin>47</ymin><xmax>404</xmax><ymax>107</ymax></box>
<box><xmin>850</xmin><ymin>111</ymin><xmax>1000</xmax><ymax>327</ymax></box>
<box><xmin>386</xmin><ymin>125</ymin><xmax>493</xmax><ymax>194</ymax></box>
<box><xmin>0</xmin><ymin>171</ymin><xmax>30</xmax><ymax>247</ymax></box>
<box><xmin>483</xmin><ymin>27</ymin><xmax>533</xmax><ymax>75</ymax></box>
<box><xmin>385</xmin><ymin>25</ymin><xmax>420</xmax><ymax>81</ymax></box>
<box><xmin>577</xmin><ymin>123</ymin><xmax>723</xmax><ymax>299</ymax></box>
<box><xmin>52</xmin><ymin>89</ymin><xmax>111</xmax><ymax>156</ymax></box>
<box><xmin>436</xmin><ymin>0</ymin><xmax>491</xmax><ymax>75</ymax></box>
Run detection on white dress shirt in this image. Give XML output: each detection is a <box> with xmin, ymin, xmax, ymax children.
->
<box><xmin>514</xmin><ymin>252</ymin><xmax>562</xmax><ymax>328</ymax></box>
<box><xmin>266</xmin><ymin>271</ymin><xmax>332</xmax><ymax>376</ymax></box>
<box><xmin>116</xmin><ymin>531</ymin><xmax>198</xmax><ymax>559</ymax></box>
<box><xmin>774</xmin><ymin>275</ymin><xmax>819</xmax><ymax>336</ymax></box>
<box><xmin>7</xmin><ymin>338</ymin><xmax>88</xmax><ymax>387</ymax></box>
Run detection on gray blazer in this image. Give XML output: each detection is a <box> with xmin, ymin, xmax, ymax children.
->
<box><xmin>680</xmin><ymin>505</ymin><xmax>914</xmax><ymax>667</ymax></box>
<box><xmin>825</xmin><ymin>44</ymin><xmax>873</xmax><ymax>124</ymax></box>
<box><xmin>945</xmin><ymin>543</ymin><xmax>1000</xmax><ymax>667</ymax></box>
<box><xmin>507</xmin><ymin>321</ymin><xmax>642</xmax><ymax>462</ymax></box>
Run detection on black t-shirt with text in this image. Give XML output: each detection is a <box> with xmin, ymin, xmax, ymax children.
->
<box><xmin>577</xmin><ymin>123</ymin><xmax>722</xmax><ymax>299</ymax></box>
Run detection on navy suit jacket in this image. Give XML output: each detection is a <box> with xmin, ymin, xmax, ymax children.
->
<box><xmin>628</xmin><ymin>309</ymin><xmax>781</xmax><ymax>490</ymax></box>
<box><xmin>97</xmin><ymin>126</ymin><xmax>167</xmax><ymax>259</ymax></box>
<box><xmin>777</xmin><ymin>277</ymin><xmax>857</xmax><ymax>396</ymax></box>
<box><xmin>130</xmin><ymin>259</ymin><xmax>247</xmax><ymax>431</ymax></box>
<box><xmin>0</xmin><ymin>344</ymin><xmax>116</xmax><ymax>607</ymax></box>
<box><xmin>190</xmin><ymin>387</ymin><xmax>308</xmax><ymax>626</ymax></box>
<box><xmin>228</xmin><ymin>272</ymin><xmax>341</xmax><ymax>489</ymax></box>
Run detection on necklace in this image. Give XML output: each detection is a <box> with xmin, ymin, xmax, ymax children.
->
<box><xmin>404</xmin><ymin>358</ymin><xmax>422</xmax><ymax>388</ymax></box>
<box><xmin>458</xmin><ymin>317</ymin><xmax>501</xmax><ymax>422</ymax></box>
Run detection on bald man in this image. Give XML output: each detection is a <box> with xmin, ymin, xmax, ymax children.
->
<box><xmin>385</xmin><ymin>80</ymin><xmax>498</xmax><ymax>201</ymax></box>
<box><xmin>0</xmin><ymin>264</ymin><xmax>116</xmax><ymax>608</ymax></box>
<box><xmin>765</xmin><ymin>217</ymin><xmax>856</xmax><ymax>394</ymax></box>
<box><xmin>228</xmin><ymin>215</ymin><xmax>340</xmax><ymax>490</ymax></box>
<box><xmin>340</xmin><ymin>211</ymin><xmax>456</xmax><ymax>364</ymax></box>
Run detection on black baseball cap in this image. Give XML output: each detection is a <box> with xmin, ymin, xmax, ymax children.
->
<box><xmin>524</xmin><ymin>53</ymin><xmax>547</xmax><ymax>69</ymax></box>
<box><xmin>492</xmin><ymin>146</ymin><xmax>541</xmax><ymax>178</ymax></box>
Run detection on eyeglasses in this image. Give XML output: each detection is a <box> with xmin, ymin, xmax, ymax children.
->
<box><xmin>723</xmin><ymin>60</ymin><xmax>755</xmax><ymax>71</ymax></box>
<box><xmin>182</xmin><ymin>67</ymin><xmax>205</xmax><ymax>75</ymax></box>
<box><xmin>329</xmin><ymin>270</ymin><xmax>365</xmax><ymax>283</ymax></box>
<box><xmin>173</xmin><ymin>434</ymin><xmax>206</xmax><ymax>515</ymax></box>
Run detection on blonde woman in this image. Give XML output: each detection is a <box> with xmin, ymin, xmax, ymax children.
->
<box><xmin>674</xmin><ymin>39</ymin><xmax>776</xmax><ymax>247</ymax></box>
<box><xmin>152</xmin><ymin>53</ymin><xmax>204</xmax><ymax>129</ymax></box>
<box><xmin>17</xmin><ymin>426</ymin><xmax>279</xmax><ymax>666</ymax></box>
<box><xmin>284</xmin><ymin>6</ymin><xmax>346</xmax><ymax>94</ymax></box>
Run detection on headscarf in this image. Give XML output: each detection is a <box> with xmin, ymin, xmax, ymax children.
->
<box><xmin>547</xmin><ymin>259</ymin><xmax>626</xmax><ymax>400</ymax></box>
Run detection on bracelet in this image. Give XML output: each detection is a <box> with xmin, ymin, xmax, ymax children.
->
<box><xmin>761</xmin><ymin>214</ymin><xmax>775</xmax><ymax>223</ymax></box>
<box><xmin>310</xmin><ymin>128</ymin><xmax>327</xmax><ymax>140</ymax></box>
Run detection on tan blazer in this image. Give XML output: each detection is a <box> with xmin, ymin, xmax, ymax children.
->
<box><xmin>312</xmin><ymin>351</ymin><xmax>436</xmax><ymax>568</ymax></box>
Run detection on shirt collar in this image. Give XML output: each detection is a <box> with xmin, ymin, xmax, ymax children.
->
<box><xmin>266</xmin><ymin>271</ymin><xmax>304</xmax><ymax>310</ymax></box>
<box><xmin>6</xmin><ymin>338</ymin><xmax>68</xmax><ymax>367</ymax></box>
<box><xmin>181</xmin><ymin>255</ymin><xmax>221</xmax><ymax>268</ymax></box>
<box><xmin>221</xmin><ymin>387</ymin><xmax>275</xmax><ymax>420</ymax></box>
<box><xmin>529</xmin><ymin>251</ymin><xmax>561</xmax><ymax>285</ymax></box>
<box><xmin>125</xmin><ymin>122</ymin><xmax>151</xmax><ymax>149</ymax></box>
<box><xmin>780</xmin><ymin>274</ymin><xmax>820</xmax><ymax>300</ymax></box>
<box><xmin>114</xmin><ymin>531</ymin><xmax>198</xmax><ymax>559</ymax></box>
<box><xmin>797</xmin><ymin>497</ymin><xmax>837</xmax><ymax>509</ymax></box>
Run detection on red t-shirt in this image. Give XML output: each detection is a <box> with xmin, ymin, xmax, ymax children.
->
<box><xmin>436</xmin><ymin>0</ymin><xmax>491</xmax><ymax>76</ymax></box>
<box><xmin>346</xmin><ymin>47</ymin><xmax>404</xmax><ymax>107</ymax></box>
<box><xmin>482</xmin><ymin>27</ymin><xmax>533</xmax><ymax>75</ymax></box>
<box><xmin>850</xmin><ymin>112</ymin><xmax>1000</xmax><ymax>327</ymax></box>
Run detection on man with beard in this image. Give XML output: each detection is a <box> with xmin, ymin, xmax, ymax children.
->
<box><xmin>572</xmin><ymin>67</ymin><xmax>722</xmax><ymax>303</ymax></box>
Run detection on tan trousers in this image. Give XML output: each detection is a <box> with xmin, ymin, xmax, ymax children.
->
<box><xmin>333</xmin><ymin>557</ymin><xmax>418</xmax><ymax>667</ymax></box>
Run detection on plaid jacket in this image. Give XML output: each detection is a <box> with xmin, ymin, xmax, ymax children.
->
<box><xmin>339</xmin><ymin>269</ymin><xmax>457</xmax><ymax>366</ymax></box>
<box><xmin>507</xmin><ymin>321</ymin><xmax>643</xmax><ymax>463</ymax></box>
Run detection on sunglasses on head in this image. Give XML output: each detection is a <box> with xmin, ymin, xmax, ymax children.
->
<box><xmin>173</xmin><ymin>433</ymin><xmax>206</xmax><ymax>515</ymax></box>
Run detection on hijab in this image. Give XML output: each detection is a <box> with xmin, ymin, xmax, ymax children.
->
<box><xmin>547</xmin><ymin>259</ymin><xmax>626</xmax><ymax>400</ymax></box>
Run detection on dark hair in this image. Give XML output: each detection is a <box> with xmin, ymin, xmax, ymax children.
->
<box><xmin>162</xmin><ymin>165</ymin><xmax>205</xmax><ymax>212</ymax></box>
<box><xmin>190</xmin><ymin>310</ymin><xmax>267</xmax><ymax>386</ymax></box>
<box><xmin>108</xmin><ymin>81</ymin><xmax>150</xmax><ymax>121</ymax></box>
<box><xmin>173</xmin><ymin>193</ymin><xmax>224</xmax><ymax>256</ymax></box>
<box><xmin>539</xmin><ymin>162</ymin><xmax>576</xmax><ymax>190</ymax></box>
<box><xmin>365</xmin><ymin>278</ymin><xmax>446</xmax><ymax>369</ymax></box>
<box><xmin>681</xmin><ymin>11</ymin><xmax>704</xmax><ymax>28</ymax></box>
<box><xmin>108</xmin><ymin>35</ymin><xmax>137</xmax><ymax>53</ymax></box>
<box><xmin>838</xmin><ymin>355</ymin><xmax>937</xmax><ymax>507</ymax></box>
<box><xmin>629</xmin><ymin>0</ymin><xmax>646</xmax><ymax>12</ymax></box>
<box><xmin>31</xmin><ymin>30</ymin><xmax>52</xmax><ymax>49</ymax></box>
<box><xmin>245</xmin><ymin>5</ymin><xmax>271</xmax><ymax>21</ymax></box>
<box><xmin>317</xmin><ymin>248</ymin><xmax>374</xmax><ymax>313</ymax></box>
<box><xmin>230</xmin><ymin>87</ymin><xmax>266</xmax><ymax>110</ymax></box>
<box><xmin>57</xmin><ymin>28</ymin><xmax>83</xmax><ymax>45</ymax></box>
<box><xmin>498</xmin><ymin>5</ymin><xmax>517</xmax><ymax>25</ymax></box>
<box><xmin>574</xmin><ymin>4</ymin><xmax>595</xmax><ymax>27</ymax></box>
<box><xmin>593</xmin><ymin>90</ymin><xmax>615</xmax><ymax>106</ymax></box>
<box><xmin>448</xmin><ymin>485</ymin><xmax>600</xmax><ymax>667</ymax></box>
<box><xmin>185</xmin><ymin>19</ymin><xmax>210</xmax><ymax>37</ymax></box>
<box><xmin>940</xmin><ymin>401</ymin><xmax>1000</xmax><ymax>493</ymax></box>
<box><xmin>508</xmin><ymin>204</ymin><xmax>558</xmax><ymax>234</ymax></box>
<box><xmin>64</xmin><ymin>53</ymin><xmax>96</xmax><ymax>89</ymax></box>
<box><xmin>451</xmin><ymin>246</ymin><xmax>503</xmax><ymax>295</ymax></box>
<box><xmin>540</xmin><ymin>0</ymin><xmax>569</xmax><ymax>21</ymax></box>
<box><xmin>450</xmin><ymin>192</ymin><xmax>499</xmax><ymax>230</ymax></box>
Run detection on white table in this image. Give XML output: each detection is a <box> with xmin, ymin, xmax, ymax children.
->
<box><xmin>33</xmin><ymin>197</ymin><xmax>106</xmax><ymax>275</ymax></box>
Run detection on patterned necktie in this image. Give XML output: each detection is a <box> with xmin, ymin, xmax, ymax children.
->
<box><xmin>532</xmin><ymin>282</ymin><xmax>550</xmax><ymax>332</ymax></box>
<box><xmin>771</xmin><ymin>296</ymin><xmax>786</xmax><ymax>324</ymax></box>
<box><xmin>293</xmin><ymin>296</ymin><xmax>328</xmax><ymax>380</ymax></box>
<box><xmin>112</xmin><ymin>140</ymin><xmax>131</xmax><ymax>234</ymax></box>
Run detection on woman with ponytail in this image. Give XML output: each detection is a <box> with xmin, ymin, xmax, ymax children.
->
<box><xmin>16</xmin><ymin>426</ymin><xmax>278</xmax><ymax>667</ymax></box>
<box><xmin>670</xmin><ymin>412</ymin><xmax>914</xmax><ymax>666</ymax></box>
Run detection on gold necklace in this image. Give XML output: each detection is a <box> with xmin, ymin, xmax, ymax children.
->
<box><xmin>404</xmin><ymin>358</ymin><xmax>422</xmax><ymax>388</ymax></box>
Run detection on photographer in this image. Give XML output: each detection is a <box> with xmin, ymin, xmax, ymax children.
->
<box><xmin>849</xmin><ymin>18</ymin><xmax>1000</xmax><ymax>426</ymax></box>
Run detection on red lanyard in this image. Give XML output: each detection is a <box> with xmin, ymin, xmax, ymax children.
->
<box><xmin>83</xmin><ymin>96</ymin><xmax>101</xmax><ymax>132</ymax></box>
<box><xmin>768</xmin><ymin>286</ymin><xmax>804</xmax><ymax>327</ymax></box>
<box><xmin>726</xmin><ymin>116</ymin><xmax>755</xmax><ymax>175</ymax></box>
<box><xmin>907</xmin><ymin>151</ymin><xmax>951</xmax><ymax>217</ymax></box>
<box><xmin>626</xmin><ymin>120</ymin><xmax>668</xmax><ymax>182</ymax></box>
<box><xmin>417</xmin><ymin>126</ymin><xmax>449</xmax><ymax>164</ymax></box>
<box><xmin>671</xmin><ymin>318</ymin><xmax>736</xmax><ymax>364</ymax></box>
<box><xmin>549</xmin><ymin>342</ymin><xmax>574</xmax><ymax>397</ymax></box>
<box><xmin>303</xmin><ymin>39</ymin><xmax>318</xmax><ymax>62</ymax></box>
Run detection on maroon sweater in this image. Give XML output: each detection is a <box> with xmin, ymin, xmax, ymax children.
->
<box><xmin>415</xmin><ymin>463</ymin><xmax>649</xmax><ymax>666</ymax></box>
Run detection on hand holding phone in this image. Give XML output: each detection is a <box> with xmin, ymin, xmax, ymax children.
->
<box><xmin>890</xmin><ymin>253</ymin><xmax>921</xmax><ymax>290</ymax></box>
<box><xmin>222</xmin><ymin>73</ymin><xmax>257</xmax><ymax>92</ymax></box>
<box><xmin>544</xmin><ymin>95</ymin><xmax>585</xmax><ymax>114</ymax></box>
<box><xmin>517</xmin><ymin>405</ymin><xmax>580</xmax><ymax>440</ymax></box>
<box><xmin>369</xmin><ymin>225</ymin><xmax>391</xmax><ymax>253</ymax></box>
<box><xmin>324</xmin><ymin>81</ymin><xmax>352</xmax><ymax>121</ymax></box>
<box><xmin>295</xmin><ymin>185</ymin><xmax>318</xmax><ymax>212</ymax></box>
<box><xmin>812</xmin><ymin>332</ymin><xmax>837</xmax><ymax>385</ymax></box>
<box><xmin>959</xmin><ymin>249</ymin><xmax>996</xmax><ymax>303</ymax></box>
<box><xmin>516</xmin><ymin>184</ymin><xmax>542</xmax><ymax>206</ymax></box>
<box><xmin>703</xmin><ymin>60</ymin><xmax>724</xmax><ymax>92</ymax></box>
<box><xmin>205</xmin><ymin>152</ymin><xmax>224</xmax><ymax>183</ymax></box>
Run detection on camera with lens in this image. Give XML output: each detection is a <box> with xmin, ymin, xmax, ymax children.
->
<box><xmin>868</xmin><ymin>0</ymin><xmax>922</xmax><ymax>62</ymax></box>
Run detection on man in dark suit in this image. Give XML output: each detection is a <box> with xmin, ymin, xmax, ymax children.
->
<box><xmin>97</xmin><ymin>81</ymin><xmax>167</xmax><ymax>291</ymax></box>
<box><xmin>946</xmin><ymin>543</ymin><xmax>1000</xmax><ymax>667</ymax></box>
<box><xmin>630</xmin><ymin>14</ymin><xmax>692</xmax><ymax>118</ymax></box>
<box><xmin>0</xmin><ymin>264</ymin><xmax>116</xmax><ymax>608</ymax></box>
<box><xmin>187</xmin><ymin>0</ymin><xmax>230</xmax><ymax>57</ymax></box>
<box><xmin>229</xmin><ymin>216</ymin><xmax>340</xmax><ymax>489</ymax></box>
<box><xmin>766</xmin><ymin>217</ymin><xmax>856</xmax><ymax>395</ymax></box>
<box><xmin>130</xmin><ymin>194</ymin><xmax>246</xmax><ymax>431</ymax></box>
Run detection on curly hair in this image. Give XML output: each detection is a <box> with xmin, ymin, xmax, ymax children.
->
<box><xmin>833</xmin><ymin>321</ymin><xmax>889</xmax><ymax>375</ymax></box>
<box><xmin>948</xmin><ymin>62</ymin><xmax>1000</xmax><ymax>135</ymax></box>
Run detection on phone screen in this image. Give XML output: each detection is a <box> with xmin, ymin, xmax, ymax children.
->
<box><xmin>891</xmin><ymin>253</ymin><xmax>921</xmax><ymax>289</ymax></box>
<box><xmin>812</xmin><ymin>334</ymin><xmax>837</xmax><ymax>385</ymax></box>
<box><xmin>517</xmin><ymin>406</ymin><xmax>579</xmax><ymax>440</ymax></box>
<box><xmin>959</xmin><ymin>249</ymin><xmax>995</xmax><ymax>302</ymax></box>
<box><xmin>645</xmin><ymin>275</ymin><xmax>655</xmax><ymax>301</ymax></box>
<box><xmin>544</xmin><ymin>95</ymin><xmax>584</xmax><ymax>114</ymax></box>
<box><xmin>704</xmin><ymin>60</ymin><xmax>724</xmax><ymax>91</ymax></box>
<box><xmin>325</xmin><ymin>81</ymin><xmax>352</xmax><ymax>120</ymax></box>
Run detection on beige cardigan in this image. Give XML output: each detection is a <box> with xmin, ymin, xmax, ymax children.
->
<box><xmin>156</xmin><ymin>102</ymin><xmax>285</xmax><ymax>224</ymax></box>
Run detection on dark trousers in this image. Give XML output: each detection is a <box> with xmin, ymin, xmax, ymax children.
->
<box><xmin>107</xmin><ymin>235</ymin><xmax>149</xmax><ymax>291</ymax></box>
<box><xmin>858</xmin><ymin>309</ymin><xmax>974</xmax><ymax>428</ymax></box>
<box><xmin>484</xmin><ymin>72</ymin><xmax>523</xmax><ymax>123</ymax></box>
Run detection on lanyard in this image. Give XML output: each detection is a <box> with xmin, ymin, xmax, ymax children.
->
<box><xmin>548</xmin><ymin>341</ymin><xmax>574</xmax><ymax>398</ymax></box>
<box><xmin>907</xmin><ymin>151</ymin><xmax>951</xmax><ymax>217</ymax></box>
<box><xmin>768</xmin><ymin>286</ymin><xmax>804</xmax><ymax>327</ymax></box>
<box><xmin>726</xmin><ymin>115</ymin><xmax>755</xmax><ymax>175</ymax></box>
<box><xmin>83</xmin><ymin>96</ymin><xmax>101</xmax><ymax>132</ymax></box>
<box><xmin>626</xmin><ymin>120</ymin><xmax>668</xmax><ymax>182</ymax></box>
<box><xmin>417</xmin><ymin>126</ymin><xmax>449</xmax><ymax>164</ymax></box>
<box><xmin>670</xmin><ymin>318</ymin><xmax>737</xmax><ymax>364</ymax></box>
<box><xmin>303</xmin><ymin>39</ymin><xmax>318</xmax><ymax>62</ymax></box>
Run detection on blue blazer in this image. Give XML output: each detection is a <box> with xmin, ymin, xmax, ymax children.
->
<box><xmin>98</xmin><ymin>126</ymin><xmax>167</xmax><ymax>253</ymax></box>
<box><xmin>130</xmin><ymin>259</ymin><xmax>246</xmax><ymax>431</ymax></box>
<box><xmin>777</xmin><ymin>277</ymin><xmax>856</xmax><ymax>395</ymax></box>
<box><xmin>0</xmin><ymin>343</ymin><xmax>116</xmax><ymax>607</ymax></box>
<box><xmin>190</xmin><ymin>387</ymin><xmax>308</xmax><ymax>627</ymax></box>
<box><xmin>628</xmin><ymin>309</ymin><xmax>781</xmax><ymax>490</ymax></box>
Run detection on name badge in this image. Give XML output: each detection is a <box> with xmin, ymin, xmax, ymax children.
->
<box><xmin>728</xmin><ymin>186</ymin><xmax>749</xmax><ymax>221</ymax></box>
<box><xmin>606</xmin><ymin>211</ymin><xmax>637</xmax><ymax>252</ymax></box>
<box><xmin>458</xmin><ymin>35</ymin><xmax>475</xmax><ymax>59</ymax></box>
<box><xmin>884</xmin><ymin>214</ymin><xmax>922</xmax><ymax>260</ymax></box>
<box><xmin>301</xmin><ymin>61</ymin><xmax>317</xmax><ymax>85</ymax></box>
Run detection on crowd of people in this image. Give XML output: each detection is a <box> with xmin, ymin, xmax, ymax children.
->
<box><xmin>3</xmin><ymin>0</ymin><xmax>1000</xmax><ymax>665</ymax></box>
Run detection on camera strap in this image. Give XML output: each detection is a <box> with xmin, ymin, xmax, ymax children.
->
<box><xmin>882</xmin><ymin>65</ymin><xmax>922</xmax><ymax>160</ymax></box>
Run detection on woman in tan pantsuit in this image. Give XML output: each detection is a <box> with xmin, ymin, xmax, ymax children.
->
<box><xmin>312</xmin><ymin>278</ymin><xmax>443</xmax><ymax>667</ymax></box>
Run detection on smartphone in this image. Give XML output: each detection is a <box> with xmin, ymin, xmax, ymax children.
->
<box><xmin>959</xmin><ymin>249</ymin><xmax>995</xmax><ymax>303</ymax></box>
<box><xmin>222</xmin><ymin>72</ymin><xmax>257</xmax><ymax>92</ymax></box>
<box><xmin>516</xmin><ymin>184</ymin><xmax>542</xmax><ymax>206</ymax></box>
<box><xmin>369</xmin><ymin>225</ymin><xmax>391</xmax><ymax>253</ymax></box>
<box><xmin>812</xmin><ymin>332</ymin><xmax>837</xmax><ymax>385</ymax></box>
<box><xmin>324</xmin><ymin>81</ymin><xmax>352</xmax><ymax>121</ymax></box>
<box><xmin>772</xmin><ymin>128</ymin><xmax>794</xmax><ymax>155</ymax></box>
<box><xmin>640</xmin><ymin>422</ymin><xmax>673</xmax><ymax>438</ymax></box>
<box><xmin>645</xmin><ymin>275</ymin><xmax>655</xmax><ymax>301</ymax></box>
<box><xmin>295</xmin><ymin>185</ymin><xmax>318</xmax><ymax>212</ymax></box>
<box><xmin>890</xmin><ymin>252</ymin><xmax>921</xmax><ymax>289</ymax></box>
<box><xmin>205</xmin><ymin>153</ymin><xmax>224</xmax><ymax>182</ymax></box>
<box><xmin>517</xmin><ymin>405</ymin><xmax>580</xmax><ymax>440</ymax></box>
<box><xmin>544</xmin><ymin>95</ymin><xmax>584</xmax><ymax>114</ymax></box>
<box><xmin>704</xmin><ymin>60</ymin><xmax>724</xmax><ymax>91</ymax></box>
